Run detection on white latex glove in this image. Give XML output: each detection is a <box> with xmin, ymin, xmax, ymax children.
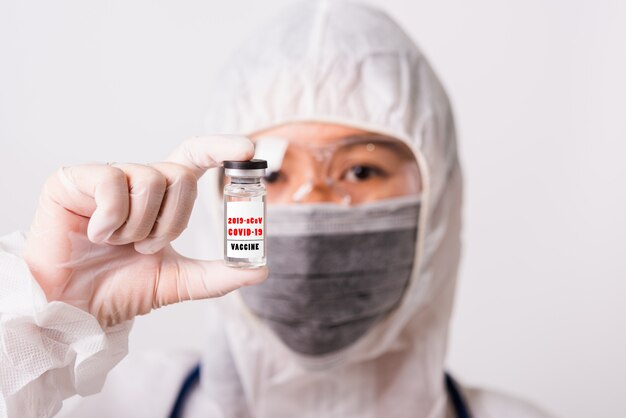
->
<box><xmin>23</xmin><ymin>135</ymin><xmax>268</xmax><ymax>327</ymax></box>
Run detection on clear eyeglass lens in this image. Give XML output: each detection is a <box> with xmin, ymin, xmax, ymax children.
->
<box><xmin>264</xmin><ymin>138</ymin><xmax>417</xmax><ymax>204</ymax></box>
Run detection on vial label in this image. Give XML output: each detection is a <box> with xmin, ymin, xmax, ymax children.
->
<box><xmin>226</xmin><ymin>201</ymin><xmax>265</xmax><ymax>259</ymax></box>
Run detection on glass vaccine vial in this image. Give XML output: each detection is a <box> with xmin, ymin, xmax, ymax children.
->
<box><xmin>223</xmin><ymin>159</ymin><xmax>267</xmax><ymax>268</ymax></box>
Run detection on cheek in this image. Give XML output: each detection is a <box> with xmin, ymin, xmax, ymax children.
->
<box><xmin>266</xmin><ymin>187</ymin><xmax>292</xmax><ymax>205</ymax></box>
<box><xmin>395</xmin><ymin>162</ymin><xmax>422</xmax><ymax>194</ymax></box>
<box><xmin>360</xmin><ymin>171</ymin><xmax>421</xmax><ymax>202</ymax></box>
<box><xmin>399</xmin><ymin>167</ymin><xmax>422</xmax><ymax>195</ymax></box>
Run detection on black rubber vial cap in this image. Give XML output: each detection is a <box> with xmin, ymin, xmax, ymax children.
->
<box><xmin>223</xmin><ymin>159</ymin><xmax>268</xmax><ymax>169</ymax></box>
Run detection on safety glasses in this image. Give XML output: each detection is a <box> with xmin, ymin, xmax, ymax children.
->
<box><xmin>253</xmin><ymin>134</ymin><xmax>420</xmax><ymax>205</ymax></box>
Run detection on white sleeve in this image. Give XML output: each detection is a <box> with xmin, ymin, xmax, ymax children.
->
<box><xmin>0</xmin><ymin>231</ymin><xmax>133</xmax><ymax>418</ymax></box>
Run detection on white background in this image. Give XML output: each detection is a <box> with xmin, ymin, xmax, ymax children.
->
<box><xmin>1</xmin><ymin>1</ymin><xmax>625</xmax><ymax>417</ymax></box>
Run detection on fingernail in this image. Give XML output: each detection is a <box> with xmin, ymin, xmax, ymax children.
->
<box><xmin>134</xmin><ymin>239</ymin><xmax>161</xmax><ymax>254</ymax></box>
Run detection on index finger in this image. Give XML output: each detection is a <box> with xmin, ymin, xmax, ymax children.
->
<box><xmin>166</xmin><ymin>135</ymin><xmax>255</xmax><ymax>179</ymax></box>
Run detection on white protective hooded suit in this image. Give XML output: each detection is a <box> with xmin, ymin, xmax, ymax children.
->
<box><xmin>0</xmin><ymin>1</ymin><xmax>554</xmax><ymax>417</ymax></box>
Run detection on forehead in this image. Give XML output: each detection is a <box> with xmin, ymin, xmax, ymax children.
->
<box><xmin>250</xmin><ymin>122</ymin><xmax>396</xmax><ymax>147</ymax></box>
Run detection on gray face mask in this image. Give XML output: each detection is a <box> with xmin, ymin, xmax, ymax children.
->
<box><xmin>239</xmin><ymin>195</ymin><xmax>421</xmax><ymax>356</ymax></box>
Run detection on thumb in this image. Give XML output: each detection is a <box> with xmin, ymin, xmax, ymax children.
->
<box><xmin>153</xmin><ymin>250</ymin><xmax>269</xmax><ymax>308</ymax></box>
<box><xmin>165</xmin><ymin>135</ymin><xmax>254</xmax><ymax>179</ymax></box>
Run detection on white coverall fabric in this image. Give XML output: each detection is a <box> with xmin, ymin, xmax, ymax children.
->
<box><xmin>0</xmin><ymin>232</ymin><xmax>132</xmax><ymax>417</ymax></box>
<box><xmin>0</xmin><ymin>1</ymin><xmax>554</xmax><ymax>417</ymax></box>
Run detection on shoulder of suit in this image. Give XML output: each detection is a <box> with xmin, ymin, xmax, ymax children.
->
<box><xmin>59</xmin><ymin>349</ymin><xmax>202</xmax><ymax>418</ymax></box>
<box><xmin>461</xmin><ymin>384</ymin><xmax>557</xmax><ymax>418</ymax></box>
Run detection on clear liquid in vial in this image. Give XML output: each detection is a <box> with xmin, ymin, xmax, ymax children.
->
<box><xmin>224</xmin><ymin>182</ymin><xmax>266</xmax><ymax>268</ymax></box>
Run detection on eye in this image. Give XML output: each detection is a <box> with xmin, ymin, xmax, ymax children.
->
<box><xmin>264</xmin><ymin>170</ymin><xmax>282</xmax><ymax>183</ymax></box>
<box><xmin>343</xmin><ymin>165</ymin><xmax>385</xmax><ymax>182</ymax></box>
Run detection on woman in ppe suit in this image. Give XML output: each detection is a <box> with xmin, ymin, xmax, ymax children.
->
<box><xmin>0</xmin><ymin>1</ymin><xmax>554</xmax><ymax>417</ymax></box>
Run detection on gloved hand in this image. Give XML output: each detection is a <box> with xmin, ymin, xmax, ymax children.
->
<box><xmin>23</xmin><ymin>135</ymin><xmax>268</xmax><ymax>327</ymax></box>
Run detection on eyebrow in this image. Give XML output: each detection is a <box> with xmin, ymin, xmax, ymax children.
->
<box><xmin>341</xmin><ymin>133</ymin><xmax>397</xmax><ymax>141</ymax></box>
<box><xmin>253</xmin><ymin>133</ymin><xmax>393</xmax><ymax>141</ymax></box>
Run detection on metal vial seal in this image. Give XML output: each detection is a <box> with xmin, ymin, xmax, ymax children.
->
<box><xmin>223</xmin><ymin>159</ymin><xmax>267</xmax><ymax>268</ymax></box>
